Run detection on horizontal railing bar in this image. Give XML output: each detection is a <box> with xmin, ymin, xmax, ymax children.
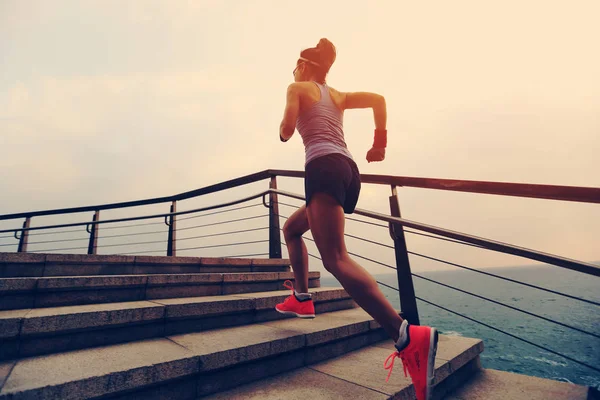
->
<box><xmin>3</xmin><ymin>169</ymin><xmax>598</xmax><ymax>222</ymax></box>
<box><xmin>0</xmin><ymin>170</ymin><xmax>272</xmax><ymax>221</ymax></box>
<box><xmin>78</xmin><ymin>239</ymin><xmax>168</xmax><ymax>249</ymax></box>
<box><xmin>177</xmin><ymin>239</ymin><xmax>269</xmax><ymax>251</ymax></box>
<box><xmin>7</xmin><ymin>237</ymin><xmax>89</xmax><ymax>246</ymax></box>
<box><xmin>410</xmin><ymin>273</ymin><xmax>600</xmax><ymax>338</ymax></box>
<box><xmin>161</xmin><ymin>240</ymin><xmax>269</xmax><ymax>254</ymax></box>
<box><xmin>268</xmin><ymin>169</ymin><xmax>600</xmax><ymax>203</ymax></box>
<box><xmin>32</xmin><ymin>227</ymin><xmax>269</xmax><ymax>250</ymax></box>
<box><xmin>98</xmin><ymin>221</ymin><xmax>165</xmax><ymax>230</ymax></box>
<box><xmin>172</xmin><ymin>171</ymin><xmax>271</xmax><ymax>202</ymax></box>
<box><xmin>109</xmin><ymin>240</ymin><xmax>269</xmax><ymax>255</ymax></box>
<box><xmin>177</xmin><ymin>203</ymin><xmax>263</xmax><ymax>221</ymax></box>
<box><xmin>0</xmin><ymin>195</ymin><xmax>175</xmax><ymax>221</ymax></box>
<box><xmin>270</xmin><ymin>189</ymin><xmax>600</xmax><ymax>277</ymax></box>
<box><xmin>178</xmin><ymin>227</ymin><xmax>269</xmax><ymax>241</ymax></box>
<box><xmin>174</xmin><ymin>215</ymin><xmax>266</xmax><ymax>232</ymax></box>
<box><xmin>0</xmin><ymin>192</ymin><xmax>270</xmax><ymax>234</ymax></box>
<box><xmin>28</xmin><ymin>245</ymin><xmax>90</xmax><ymax>253</ymax></box>
<box><xmin>280</xmin><ymin>200</ymin><xmax>484</xmax><ymax>248</ymax></box>
<box><xmin>98</xmin><ymin>230</ymin><xmax>167</xmax><ymax>240</ymax></box>
<box><xmin>406</xmin><ymin>252</ymin><xmax>600</xmax><ymax>306</ymax></box>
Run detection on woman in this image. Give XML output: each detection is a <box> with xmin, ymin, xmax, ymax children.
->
<box><xmin>275</xmin><ymin>38</ymin><xmax>438</xmax><ymax>400</ymax></box>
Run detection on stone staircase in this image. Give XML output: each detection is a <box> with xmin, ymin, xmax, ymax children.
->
<box><xmin>0</xmin><ymin>252</ymin><xmax>484</xmax><ymax>399</ymax></box>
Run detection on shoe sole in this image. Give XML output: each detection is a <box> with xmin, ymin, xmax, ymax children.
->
<box><xmin>275</xmin><ymin>308</ymin><xmax>315</xmax><ymax>319</ymax></box>
<box><xmin>426</xmin><ymin>328</ymin><xmax>439</xmax><ymax>400</ymax></box>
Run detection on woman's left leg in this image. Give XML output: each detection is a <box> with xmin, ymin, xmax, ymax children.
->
<box><xmin>282</xmin><ymin>205</ymin><xmax>310</xmax><ymax>293</ymax></box>
<box><xmin>306</xmin><ymin>192</ymin><xmax>404</xmax><ymax>341</ymax></box>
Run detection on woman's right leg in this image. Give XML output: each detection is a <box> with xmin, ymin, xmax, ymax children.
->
<box><xmin>306</xmin><ymin>192</ymin><xmax>404</xmax><ymax>341</ymax></box>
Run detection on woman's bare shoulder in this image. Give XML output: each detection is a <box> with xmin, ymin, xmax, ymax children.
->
<box><xmin>327</xmin><ymin>86</ymin><xmax>347</xmax><ymax>109</ymax></box>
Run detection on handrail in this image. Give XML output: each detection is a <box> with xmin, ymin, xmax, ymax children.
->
<box><xmin>4</xmin><ymin>187</ymin><xmax>597</xmax><ymax>277</ymax></box>
<box><xmin>2</xmin><ymin>169</ymin><xmax>598</xmax><ymax>221</ymax></box>
<box><xmin>268</xmin><ymin>170</ymin><xmax>600</xmax><ymax>203</ymax></box>
<box><xmin>0</xmin><ymin>170</ymin><xmax>272</xmax><ymax>220</ymax></box>
<box><xmin>269</xmin><ymin>189</ymin><xmax>600</xmax><ymax>277</ymax></box>
<box><xmin>0</xmin><ymin>192</ymin><xmax>270</xmax><ymax>234</ymax></box>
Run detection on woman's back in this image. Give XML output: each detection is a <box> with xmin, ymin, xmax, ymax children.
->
<box><xmin>296</xmin><ymin>81</ymin><xmax>353</xmax><ymax>166</ymax></box>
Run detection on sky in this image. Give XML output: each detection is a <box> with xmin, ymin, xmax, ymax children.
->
<box><xmin>1</xmin><ymin>1</ymin><xmax>599</xmax><ymax>276</ymax></box>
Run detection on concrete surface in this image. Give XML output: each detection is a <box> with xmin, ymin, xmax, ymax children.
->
<box><xmin>0</xmin><ymin>278</ymin><xmax>37</xmax><ymax>292</ymax></box>
<box><xmin>0</xmin><ymin>287</ymin><xmax>355</xmax><ymax>360</ymax></box>
<box><xmin>0</xmin><ymin>252</ymin><xmax>291</xmax><ymax>277</ymax></box>
<box><xmin>0</xmin><ymin>312</ymin><xmax>489</xmax><ymax>400</ymax></box>
<box><xmin>261</xmin><ymin>307</ymin><xmax>372</xmax><ymax>346</ymax></box>
<box><xmin>233</xmin><ymin>287</ymin><xmax>349</xmax><ymax>310</ymax></box>
<box><xmin>20</xmin><ymin>301</ymin><xmax>164</xmax><ymax>334</ymax></box>
<box><xmin>0</xmin><ymin>307</ymin><xmax>386</xmax><ymax>399</ymax></box>
<box><xmin>0</xmin><ymin>338</ymin><xmax>198</xmax><ymax>399</ymax></box>
<box><xmin>0</xmin><ymin>288</ymin><xmax>349</xmax><ymax>337</ymax></box>
<box><xmin>444</xmin><ymin>369</ymin><xmax>592</xmax><ymax>400</ymax></box>
<box><xmin>170</xmin><ymin>324</ymin><xmax>306</xmax><ymax>371</ymax></box>
<box><xmin>3</xmin><ymin>252</ymin><xmax>578</xmax><ymax>400</ymax></box>
<box><xmin>155</xmin><ymin>295</ymin><xmax>255</xmax><ymax>318</ymax></box>
<box><xmin>0</xmin><ymin>362</ymin><xmax>14</xmax><ymax>390</ymax></box>
<box><xmin>202</xmin><ymin>367</ymin><xmax>389</xmax><ymax>400</ymax></box>
<box><xmin>0</xmin><ymin>271</ymin><xmax>321</xmax><ymax>310</ymax></box>
<box><xmin>0</xmin><ymin>309</ymin><xmax>30</xmax><ymax>339</ymax></box>
<box><xmin>0</xmin><ymin>253</ymin><xmax>45</xmax><ymax>264</ymax></box>
<box><xmin>200</xmin><ymin>335</ymin><xmax>486</xmax><ymax>400</ymax></box>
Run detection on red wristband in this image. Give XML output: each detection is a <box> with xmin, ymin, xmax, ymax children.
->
<box><xmin>373</xmin><ymin>129</ymin><xmax>387</xmax><ymax>148</ymax></box>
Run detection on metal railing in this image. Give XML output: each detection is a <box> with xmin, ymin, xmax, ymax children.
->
<box><xmin>272</xmin><ymin>199</ymin><xmax>600</xmax><ymax>374</ymax></box>
<box><xmin>1</xmin><ymin>169</ymin><xmax>599</xmax><ymax>375</ymax></box>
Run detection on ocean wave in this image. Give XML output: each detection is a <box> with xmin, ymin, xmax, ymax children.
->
<box><xmin>442</xmin><ymin>330</ymin><xmax>463</xmax><ymax>337</ymax></box>
<box><xmin>551</xmin><ymin>377</ymin><xmax>573</xmax><ymax>384</ymax></box>
<box><xmin>524</xmin><ymin>356</ymin><xmax>568</xmax><ymax>367</ymax></box>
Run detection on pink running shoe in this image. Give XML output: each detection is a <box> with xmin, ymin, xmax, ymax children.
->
<box><xmin>275</xmin><ymin>280</ymin><xmax>315</xmax><ymax>318</ymax></box>
<box><xmin>384</xmin><ymin>323</ymin><xmax>439</xmax><ymax>400</ymax></box>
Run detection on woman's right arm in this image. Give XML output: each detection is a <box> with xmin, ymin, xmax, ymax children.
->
<box><xmin>343</xmin><ymin>92</ymin><xmax>388</xmax><ymax>163</ymax></box>
<box><xmin>343</xmin><ymin>92</ymin><xmax>387</xmax><ymax>131</ymax></box>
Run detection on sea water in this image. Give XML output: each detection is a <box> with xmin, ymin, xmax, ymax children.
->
<box><xmin>320</xmin><ymin>265</ymin><xmax>600</xmax><ymax>389</ymax></box>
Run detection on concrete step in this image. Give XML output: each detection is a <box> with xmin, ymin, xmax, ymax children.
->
<box><xmin>0</xmin><ymin>253</ymin><xmax>290</xmax><ymax>278</ymax></box>
<box><xmin>0</xmin><ymin>307</ymin><xmax>390</xmax><ymax>400</ymax></box>
<box><xmin>0</xmin><ymin>271</ymin><xmax>320</xmax><ymax>310</ymax></box>
<box><xmin>443</xmin><ymin>368</ymin><xmax>595</xmax><ymax>400</ymax></box>
<box><xmin>0</xmin><ymin>287</ymin><xmax>356</xmax><ymax>361</ymax></box>
<box><xmin>201</xmin><ymin>334</ymin><xmax>484</xmax><ymax>400</ymax></box>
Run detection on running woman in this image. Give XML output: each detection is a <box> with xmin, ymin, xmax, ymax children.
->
<box><xmin>275</xmin><ymin>38</ymin><xmax>439</xmax><ymax>400</ymax></box>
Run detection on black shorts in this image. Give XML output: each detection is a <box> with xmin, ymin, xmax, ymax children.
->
<box><xmin>305</xmin><ymin>153</ymin><xmax>361</xmax><ymax>214</ymax></box>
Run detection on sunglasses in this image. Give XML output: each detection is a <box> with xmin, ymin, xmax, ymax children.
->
<box><xmin>293</xmin><ymin>62</ymin><xmax>305</xmax><ymax>76</ymax></box>
<box><xmin>293</xmin><ymin>57</ymin><xmax>321</xmax><ymax>76</ymax></box>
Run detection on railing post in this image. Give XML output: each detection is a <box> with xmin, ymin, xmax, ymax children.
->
<box><xmin>269</xmin><ymin>176</ymin><xmax>282</xmax><ymax>258</ymax></box>
<box><xmin>17</xmin><ymin>217</ymin><xmax>31</xmax><ymax>253</ymax></box>
<box><xmin>167</xmin><ymin>201</ymin><xmax>177</xmax><ymax>257</ymax></box>
<box><xmin>87</xmin><ymin>211</ymin><xmax>100</xmax><ymax>255</ymax></box>
<box><xmin>389</xmin><ymin>185</ymin><xmax>420</xmax><ymax>325</ymax></box>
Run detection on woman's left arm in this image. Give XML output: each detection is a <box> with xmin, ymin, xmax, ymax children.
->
<box><xmin>279</xmin><ymin>83</ymin><xmax>301</xmax><ymax>142</ymax></box>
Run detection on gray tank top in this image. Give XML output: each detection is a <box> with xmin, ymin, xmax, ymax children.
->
<box><xmin>296</xmin><ymin>82</ymin><xmax>354</xmax><ymax>166</ymax></box>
